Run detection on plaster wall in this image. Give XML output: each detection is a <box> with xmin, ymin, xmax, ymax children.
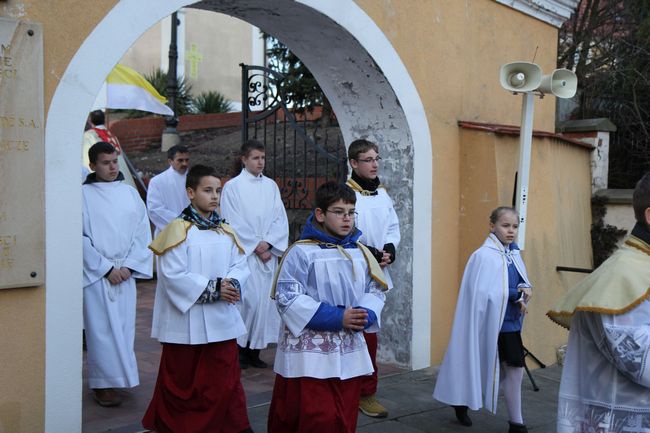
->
<box><xmin>354</xmin><ymin>0</ymin><xmax>562</xmax><ymax>362</ymax></box>
<box><xmin>604</xmin><ymin>203</ymin><xmax>636</xmax><ymax>235</ymax></box>
<box><xmin>459</xmin><ymin>130</ymin><xmax>593</xmax><ymax>365</ymax></box>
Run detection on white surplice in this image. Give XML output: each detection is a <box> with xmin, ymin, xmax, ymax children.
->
<box><xmin>82</xmin><ymin>180</ymin><xmax>152</xmax><ymax>389</ymax></box>
<box><xmin>433</xmin><ymin>234</ymin><xmax>531</xmax><ymax>413</ymax></box>
<box><xmin>151</xmin><ymin>225</ymin><xmax>250</xmax><ymax>344</ymax></box>
<box><xmin>220</xmin><ymin>169</ymin><xmax>289</xmax><ymax>349</ymax></box>
<box><xmin>353</xmin><ymin>187</ymin><xmax>400</xmax><ymax>290</ymax></box>
<box><xmin>146</xmin><ymin>166</ymin><xmax>189</xmax><ymax>235</ymax></box>
<box><xmin>557</xmin><ymin>302</ymin><xmax>650</xmax><ymax>433</ymax></box>
<box><xmin>273</xmin><ymin>244</ymin><xmax>386</xmax><ymax>379</ymax></box>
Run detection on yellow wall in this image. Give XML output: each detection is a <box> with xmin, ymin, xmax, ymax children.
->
<box><xmin>1</xmin><ymin>3</ymin><xmax>118</xmax><ymax>431</ymax></box>
<box><xmin>354</xmin><ymin>0</ymin><xmax>565</xmax><ymax>363</ymax></box>
<box><xmin>458</xmin><ymin>130</ymin><xmax>593</xmax><ymax>364</ymax></box>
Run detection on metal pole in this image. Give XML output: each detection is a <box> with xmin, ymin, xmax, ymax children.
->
<box><xmin>162</xmin><ymin>12</ymin><xmax>180</xmax><ymax>151</ymax></box>
<box><xmin>515</xmin><ymin>92</ymin><xmax>534</xmax><ymax>250</ymax></box>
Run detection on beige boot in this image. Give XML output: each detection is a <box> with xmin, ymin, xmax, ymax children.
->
<box><xmin>359</xmin><ymin>394</ymin><xmax>388</xmax><ymax>418</ymax></box>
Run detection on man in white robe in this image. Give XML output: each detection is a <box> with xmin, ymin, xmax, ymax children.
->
<box><xmin>82</xmin><ymin>142</ymin><xmax>152</xmax><ymax>407</ymax></box>
<box><xmin>220</xmin><ymin>158</ymin><xmax>289</xmax><ymax>368</ymax></box>
<box><xmin>146</xmin><ymin>144</ymin><xmax>190</xmax><ymax>235</ymax></box>
<box><xmin>548</xmin><ymin>172</ymin><xmax>650</xmax><ymax>433</ymax></box>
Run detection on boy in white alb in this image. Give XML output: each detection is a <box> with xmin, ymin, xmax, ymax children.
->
<box><xmin>142</xmin><ymin>165</ymin><xmax>253</xmax><ymax>433</ymax></box>
<box><xmin>82</xmin><ymin>142</ymin><xmax>153</xmax><ymax>407</ymax></box>
<box><xmin>267</xmin><ymin>182</ymin><xmax>387</xmax><ymax>433</ymax></box>
<box><xmin>346</xmin><ymin>139</ymin><xmax>400</xmax><ymax>418</ymax></box>
<box><xmin>220</xmin><ymin>140</ymin><xmax>289</xmax><ymax>368</ymax></box>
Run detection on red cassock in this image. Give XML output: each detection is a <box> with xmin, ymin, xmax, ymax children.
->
<box><xmin>142</xmin><ymin>339</ymin><xmax>250</xmax><ymax>433</ymax></box>
<box><xmin>360</xmin><ymin>331</ymin><xmax>378</xmax><ymax>397</ymax></box>
<box><xmin>267</xmin><ymin>375</ymin><xmax>362</xmax><ymax>433</ymax></box>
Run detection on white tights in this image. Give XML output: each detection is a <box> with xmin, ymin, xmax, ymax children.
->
<box><xmin>500</xmin><ymin>363</ymin><xmax>524</xmax><ymax>424</ymax></box>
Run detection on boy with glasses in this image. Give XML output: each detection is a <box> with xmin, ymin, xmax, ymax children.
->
<box><xmin>267</xmin><ymin>182</ymin><xmax>387</xmax><ymax>433</ymax></box>
<box><xmin>347</xmin><ymin>139</ymin><xmax>400</xmax><ymax>418</ymax></box>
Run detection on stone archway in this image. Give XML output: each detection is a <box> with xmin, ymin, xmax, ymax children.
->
<box><xmin>44</xmin><ymin>1</ymin><xmax>431</xmax><ymax>431</ymax></box>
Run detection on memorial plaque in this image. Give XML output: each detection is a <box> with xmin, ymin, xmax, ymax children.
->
<box><xmin>0</xmin><ymin>18</ymin><xmax>44</xmax><ymax>289</ymax></box>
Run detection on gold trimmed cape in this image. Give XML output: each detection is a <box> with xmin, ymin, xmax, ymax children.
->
<box><xmin>547</xmin><ymin>236</ymin><xmax>650</xmax><ymax>329</ymax></box>
<box><xmin>270</xmin><ymin>239</ymin><xmax>388</xmax><ymax>299</ymax></box>
<box><xmin>345</xmin><ymin>178</ymin><xmax>385</xmax><ymax>196</ymax></box>
<box><xmin>149</xmin><ymin>219</ymin><xmax>245</xmax><ymax>256</ymax></box>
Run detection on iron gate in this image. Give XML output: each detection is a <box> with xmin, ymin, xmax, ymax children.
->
<box><xmin>240</xmin><ymin>63</ymin><xmax>348</xmax><ymax>209</ymax></box>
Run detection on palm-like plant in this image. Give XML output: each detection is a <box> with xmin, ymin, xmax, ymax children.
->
<box><xmin>192</xmin><ymin>90</ymin><xmax>234</xmax><ymax>114</ymax></box>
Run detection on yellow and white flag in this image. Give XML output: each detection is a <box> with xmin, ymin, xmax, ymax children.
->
<box><xmin>92</xmin><ymin>64</ymin><xmax>174</xmax><ymax>116</ymax></box>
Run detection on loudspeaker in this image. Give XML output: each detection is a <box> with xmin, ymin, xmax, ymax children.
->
<box><xmin>499</xmin><ymin>62</ymin><xmax>542</xmax><ymax>93</ymax></box>
<box><xmin>538</xmin><ymin>68</ymin><xmax>577</xmax><ymax>99</ymax></box>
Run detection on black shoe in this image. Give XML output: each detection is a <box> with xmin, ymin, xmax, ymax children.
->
<box><xmin>238</xmin><ymin>346</ymin><xmax>250</xmax><ymax>370</ymax></box>
<box><xmin>453</xmin><ymin>405</ymin><xmax>472</xmax><ymax>427</ymax></box>
<box><xmin>508</xmin><ymin>422</ymin><xmax>528</xmax><ymax>433</ymax></box>
<box><xmin>239</xmin><ymin>429</ymin><xmax>254</xmax><ymax>433</ymax></box>
<box><xmin>248</xmin><ymin>349</ymin><xmax>268</xmax><ymax>368</ymax></box>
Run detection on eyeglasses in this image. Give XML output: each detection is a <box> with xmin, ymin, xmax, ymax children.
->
<box><xmin>355</xmin><ymin>156</ymin><xmax>382</xmax><ymax>164</ymax></box>
<box><xmin>325</xmin><ymin>209</ymin><xmax>358</xmax><ymax>219</ymax></box>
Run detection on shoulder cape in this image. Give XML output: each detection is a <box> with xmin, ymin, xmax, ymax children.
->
<box><xmin>547</xmin><ymin>236</ymin><xmax>650</xmax><ymax>329</ymax></box>
<box><xmin>148</xmin><ymin>219</ymin><xmax>245</xmax><ymax>256</ymax></box>
<box><xmin>270</xmin><ymin>240</ymin><xmax>388</xmax><ymax>299</ymax></box>
<box><xmin>346</xmin><ymin>178</ymin><xmax>385</xmax><ymax>195</ymax></box>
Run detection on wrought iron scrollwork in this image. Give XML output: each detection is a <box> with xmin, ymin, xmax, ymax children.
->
<box><xmin>240</xmin><ymin>63</ymin><xmax>348</xmax><ymax>210</ymax></box>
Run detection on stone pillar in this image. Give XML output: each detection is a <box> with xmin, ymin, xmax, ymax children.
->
<box><xmin>557</xmin><ymin>118</ymin><xmax>617</xmax><ymax>194</ymax></box>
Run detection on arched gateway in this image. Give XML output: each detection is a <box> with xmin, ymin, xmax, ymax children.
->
<box><xmin>44</xmin><ymin>1</ymin><xmax>432</xmax><ymax>431</ymax></box>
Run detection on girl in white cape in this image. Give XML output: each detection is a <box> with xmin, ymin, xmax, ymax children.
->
<box><xmin>433</xmin><ymin>207</ymin><xmax>532</xmax><ymax>433</ymax></box>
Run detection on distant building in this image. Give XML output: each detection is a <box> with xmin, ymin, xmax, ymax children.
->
<box><xmin>119</xmin><ymin>8</ymin><xmax>266</xmax><ymax>111</ymax></box>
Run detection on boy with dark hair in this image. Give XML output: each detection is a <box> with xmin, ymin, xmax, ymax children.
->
<box><xmin>267</xmin><ymin>182</ymin><xmax>387</xmax><ymax>433</ymax></box>
<box><xmin>346</xmin><ymin>138</ymin><xmax>400</xmax><ymax>418</ymax></box>
<box><xmin>143</xmin><ymin>164</ymin><xmax>253</xmax><ymax>433</ymax></box>
<box><xmin>147</xmin><ymin>144</ymin><xmax>191</xmax><ymax>235</ymax></box>
<box><xmin>548</xmin><ymin>172</ymin><xmax>650</xmax><ymax>433</ymax></box>
<box><xmin>82</xmin><ymin>142</ymin><xmax>152</xmax><ymax>407</ymax></box>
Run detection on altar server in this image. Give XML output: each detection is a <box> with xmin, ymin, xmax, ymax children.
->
<box><xmin>267</xmin><ymin>182</ymin><xmax>387</xmax><ymax>433</ymax></box>
<box><xmin>346</xmin><ymin>138</ymin><xmax>400</xmax><ymax>418</ymax></box>
<box><xmin>433</xmin><ymin>207</ymin><xmax>532</xmax><ymax>433</ymax></box>
<box><xmin>146</xmin><ymin>144</ymin><xmax>190</xmax><ymax>234</ymax></box>
<box><xmin>142</xmin><ymin>164</ymin><xmax>253</xmax><ymax>433</ymax></box>
<box><xmin>548</xmin><ymin>172</ymin><xmax>650</xmax><ymax>433</ymax></box>
<box><xmin>220</xmin><ymin>139</ymin><xmax>289</xmax><ymax>368</ymax></box>
<box><xmin>82</xmin><ymin>141</ymin><xmax>152</xmax><ymax>407</ymax></box>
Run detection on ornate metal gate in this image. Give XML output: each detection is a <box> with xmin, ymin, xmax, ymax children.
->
<box><xmin>240</xmin><ymin>63</ymin><xmax>348</xmax><ymax>209</ymax></box>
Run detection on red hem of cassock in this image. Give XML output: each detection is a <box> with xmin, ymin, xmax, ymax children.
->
<box><xmin>142</xmin><ymin>339</ymin><xmax>250</xmax><ymax>433</ymax></box>
<box><xmin>267</xmin><ymin>374</ymin><xmax>362</xmax><ymax>433</ymax></box>
<box><xmin>360</xmin><ymin>331</ymin><xmax>378</xmax><ymax>397</ymax></box>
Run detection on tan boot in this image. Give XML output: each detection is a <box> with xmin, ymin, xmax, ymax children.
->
<box><xmin>359</xmin><ymin>394</ymin><xmax>388</xmax><ymax>418</ymax></box>
<box><xmin>92</xmin><ymin>388</ymin><xmax>122</xmax><ymax>407</ymax></box>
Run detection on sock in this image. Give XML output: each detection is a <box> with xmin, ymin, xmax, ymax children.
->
<box><xmin>500</xmin><ymin>363</ymin><xmax>524</xmax><ymax>424</ymax></box>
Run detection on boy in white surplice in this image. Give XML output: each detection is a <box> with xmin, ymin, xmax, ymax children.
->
<box><xmin>82</xmin><ymin>142</ymin><xmax>152</xmax><ymax>407</ymax></box>
<box><xmin>267</xmin><ymin>182</ymin><xmax>387</xmax><ymax>433</ymax></box>
<box><xmin>346</xmin><ymin>138</ymin><xmax>400</xmax><ymax>418</ymax></box>
<box><xmin>143</xmin><ymin>164</ymin><xmax>253</xmax><ymax>433</ymax></box>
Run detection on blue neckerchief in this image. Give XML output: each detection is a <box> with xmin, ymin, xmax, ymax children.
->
<box><xmin>299</xmin><ymin>212</ymin><xmax>362</xmax><ymax>248</ymax></box>
<box><xmin>180</xmin><ymin>205</ymin><xmax>224</xmax><ymax>231</ymax></box>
